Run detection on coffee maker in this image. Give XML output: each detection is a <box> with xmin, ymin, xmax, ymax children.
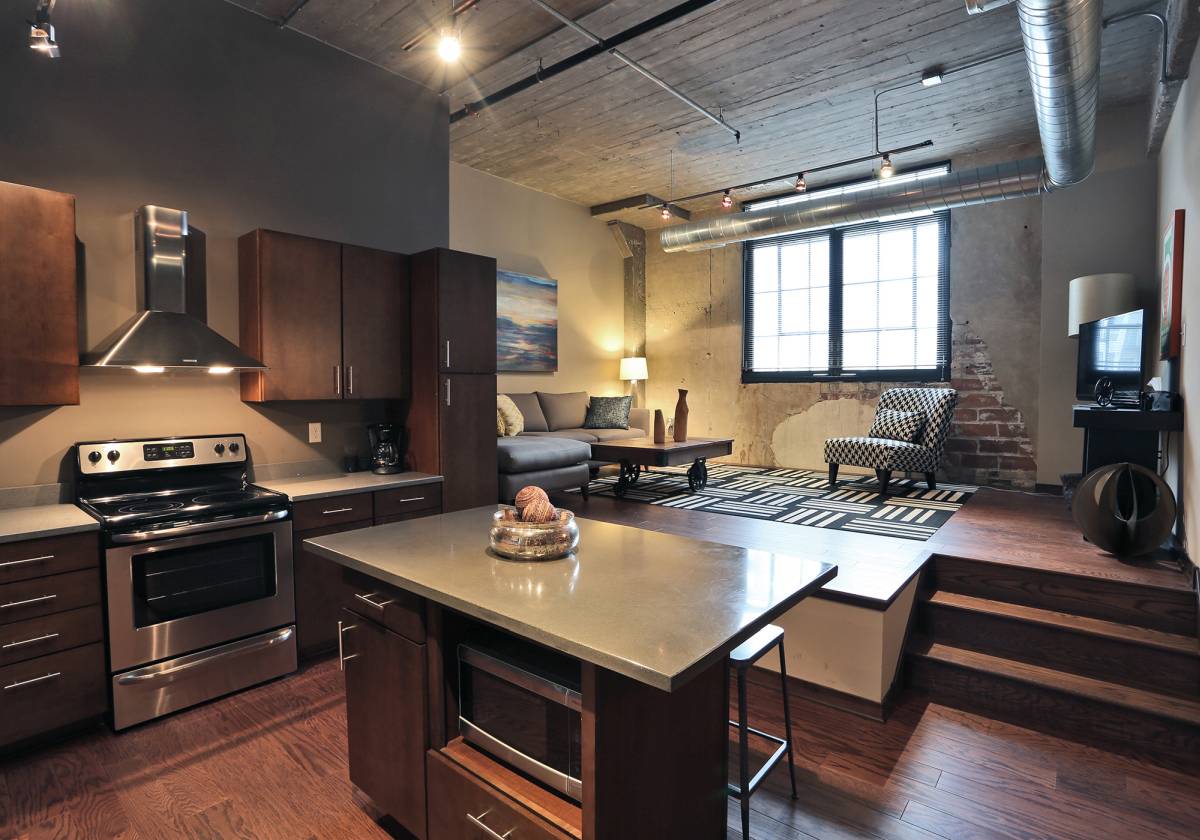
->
<box><xmin>367</xmin><ymin>423</ymin><xmax>403</xmax><ymax>475</ymax></box>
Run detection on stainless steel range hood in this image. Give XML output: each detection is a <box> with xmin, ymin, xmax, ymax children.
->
<box><xmin>82</xmin><ymin>206</ymin><xmax>266</xmax><ymax>371</ymax></box>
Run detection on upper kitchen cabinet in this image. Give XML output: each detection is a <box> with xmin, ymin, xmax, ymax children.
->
<box><xmin>413</xmin><ymin>248</ymin><xmax>497</xmax><ymax>374</ymax></box>
<box><xmin>0</xmin><ymin>181</ymin><xmax>79</xmax><ymax>406</ymax></box>
<box><xmin>239</xmin><ymin>230</ymin><xmax>409</xmax><ymax>402</ymax></box>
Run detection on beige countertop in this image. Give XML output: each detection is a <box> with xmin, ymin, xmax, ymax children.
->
<box><xmin>305</xmin><ymin>507</ymin><xmax>837</xmax><ymax>692</ymax></box>
<box><xmin>255</xmin><ymin>471</ymin><xmax>442</xmax><ymax>502</ymax></box>
<box><xmin>0</xmin><ymin>504</ymin><xmax>100</xmax><ymax>545</ymax></box>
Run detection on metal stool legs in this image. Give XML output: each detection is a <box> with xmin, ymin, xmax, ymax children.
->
<box><xmin>778</xmin><ymin>639</ymin><xmax>798</xmax><ymax>800</ymax></box>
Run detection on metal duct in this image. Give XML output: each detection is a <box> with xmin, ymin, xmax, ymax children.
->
<box><xmin>658</xmin><ymin>0</ymin><xmax>1101</xmax><ymax>252</ymax></box>
<box><xmin>660</xmin><ymin>159</ymin><xmax>1048</xmax><ymax>252</ymax></box>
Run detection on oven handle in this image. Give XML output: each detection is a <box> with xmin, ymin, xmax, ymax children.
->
<box><xmin>109</xmin><ymin>509</ymin><xmax>290</xmax><ymax>544</ymax></box>
<box><xmin>115</xmin><ymin>626</ymin><xmax>295</xmax><ymax>686</ymax></box>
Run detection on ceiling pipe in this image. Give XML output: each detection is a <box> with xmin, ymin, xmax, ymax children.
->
<box><xmin>660</xmin><ymin>0</ymin><xmax>1102</xmax><ymax>252</ymax></box>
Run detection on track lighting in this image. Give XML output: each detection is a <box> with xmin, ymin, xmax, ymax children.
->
<box><xmin>921</xmin><ymin>68</ymin><xmax>943</xmax><ymax>87</ymax></box>
<box><xmin>28</xmin><ymin>0</ymin><xmax>58</xmax><ymax>57</ymax></box>
<box><xmin>721</xmin><ymin>190</ymin><xmax>732</xmax><ymax>209</ymax></box>
<box><xmin>795</xmin><ymin>173</ymin><xmax>807</xmax><ymax>193</ymax></box>
<box><xmin>660</xmin><ymin>204</ymin><xmax>672</xmax><ymax>220</ymax></box>
<box><xmin>437</xmin><ymin>28</ymin><xmax>461</xmax><ymax>62</ymax></box>
<box><xmin>879</xmin><ymin>154</ymin><xmax>895</xmax><ymax>179</ymax></box>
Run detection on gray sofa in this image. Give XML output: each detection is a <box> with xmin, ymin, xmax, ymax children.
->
<box><xmin>497</xmin><ymin>391</ymin><xmax>650</xmax><ymax>502</ymax></box>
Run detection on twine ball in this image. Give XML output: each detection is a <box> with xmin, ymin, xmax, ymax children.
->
<box><xmin>520</xmin><ymin>496</ymin><xmax>558</xmax><ymax>524</ymax></box>
<box><xmin>514</xmin><ymin>485</ymin><xmax>549</xmax><ymax>513</ymax></box>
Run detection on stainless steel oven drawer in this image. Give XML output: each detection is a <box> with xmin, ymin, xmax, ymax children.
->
<box><xmin>111</xmin><ymin>625</ymin><xmax>297</xmax><ymax>730</ymax></box>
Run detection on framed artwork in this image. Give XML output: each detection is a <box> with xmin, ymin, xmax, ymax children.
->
<box><xmin>497</xmin><ymin>270</ymin><xmax>558</xmax><ymax>372</ymax></box>
<box><xmin>1160</xmin><ymin>209</ymin><xmax>1185</xmax><ymax>360</ymax></box>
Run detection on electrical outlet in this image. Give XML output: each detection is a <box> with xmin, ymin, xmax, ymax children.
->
<box><xmin>308</xmin><ymin>422</ymin><xmax>322</xmax><ymax>444</ymax></box>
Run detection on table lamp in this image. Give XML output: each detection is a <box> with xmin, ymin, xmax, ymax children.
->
<box><xmin>1068</xmin><ymin>274</ymin><xmax>1137</xmax><ymax>336</ymax></box>
<box><xmin>620</xmin><ymin>357</ymin><xmax>648</xmax><ymax>406</ymax></box>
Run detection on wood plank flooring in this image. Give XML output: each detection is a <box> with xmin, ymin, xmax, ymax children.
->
<box><xmin>4</xmin><ymin>659</ymin><xmax>1199</xmax><ymax>839</ymax></box>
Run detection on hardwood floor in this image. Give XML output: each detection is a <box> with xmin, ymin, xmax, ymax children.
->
<box><xmin>4</xmin><ymin>659</ymin><xmax>1200</xmax><ymax>839</ymax></box>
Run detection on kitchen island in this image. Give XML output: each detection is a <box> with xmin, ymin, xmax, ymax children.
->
<box><xmin>306</xmin><ymin>506</ymin><xmax>837</xmax><ymax>839</ymax></box>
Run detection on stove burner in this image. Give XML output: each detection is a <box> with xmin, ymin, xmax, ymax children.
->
<box><xmin>192</xmin><ymin>490</ymin><xmax>258</xmax><ymax>504</ymax></box>
<box><xmin>117</xmin><ymin>500</ymin><xmax>186</xmax><ymax>515</ymax></box>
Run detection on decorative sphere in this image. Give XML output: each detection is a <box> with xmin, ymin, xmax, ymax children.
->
<box><xmin>1072</xmin><ymin>462</ymin><xmax>1176</xmax><ymax>557</ymax></box>
<box><xmin>514</xmin><ymin>485</ymin><xmax>549</xmax><ymax>512</ymax></box>
<box><xmin>520</xmin><ymin>496</ymin><xmax>557</xmax><ymax>524</ymax></box>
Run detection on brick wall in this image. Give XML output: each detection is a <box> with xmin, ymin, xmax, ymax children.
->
<box><xmin>942</xmin><ymin>325</ymin><xmax>1038</xmax><ymax>490</ymax></box>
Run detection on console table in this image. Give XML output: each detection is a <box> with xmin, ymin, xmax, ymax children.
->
<box><xmin>1072</xmin><ymin>406</ymin><xmax>1182</xmax><ymax>474</ymax></box>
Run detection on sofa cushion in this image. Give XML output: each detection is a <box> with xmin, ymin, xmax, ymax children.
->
<box><xmin>588</xmin><ymin>427</ymin><xmax>645</xmax><ymax>441</ymax></box>
<box><xmin>537</xmin><ymin>391</ymin><xmax>589</xmax><ymax>431</ymax></box>
<box><xmin>505</xmin><ymin>393</ymin><xmax>549</xmax><ymax>432</ymax></box>
<box><xmin>499</xmin><ymin>463</ymin><xmax>590</xmax><ymax>502</ymax></box>
<box><xmin>497</xmin><ymin>436</ymin><xmax>592</xmax><ymax>473</ymax></box>
<box><xmin>868</xmin><ymin>408</ymin><xmax>924</xmax><ymax>443</ymax></box>
<box><xmin>522</xmin><ymin>429</ymin><xmax>598</xmax><ymax>443</ymax></box>
<box><xmin>497</xmin><ymin>394</ymin><xmax>524</xmax><ymax>436</ymax></box>
<box><xmin>584</xmin><ymin>395</ymin><xmax>632</xmax><ymax>429</ymax></box>
<box><xmin>824</xmin><ymin>436</ymin><xmax>936</xmax><ymax>472</ymax></box>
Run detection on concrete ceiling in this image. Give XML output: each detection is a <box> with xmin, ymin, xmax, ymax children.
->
<box><xmin>229</xmin><ymin>0</ymin><xmax>1163</xmax><ymax>226</ymax></box>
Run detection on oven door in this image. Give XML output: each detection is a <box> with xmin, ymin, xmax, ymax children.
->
<box><xmin>105</xmin><ymin>517</ymin><xmax>295</xmax><ymax>672</ymax></box>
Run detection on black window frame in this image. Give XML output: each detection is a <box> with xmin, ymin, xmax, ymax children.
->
<box><xmin>741</xmin><ymin>171</ymin><xmax>953</xmax><ymax>385</ymax></box>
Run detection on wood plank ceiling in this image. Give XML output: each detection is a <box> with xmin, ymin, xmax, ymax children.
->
<box><xmin>229</xmin><ymin>0</ymin><xmax>1162</xmax><ymax>226</ymax></box>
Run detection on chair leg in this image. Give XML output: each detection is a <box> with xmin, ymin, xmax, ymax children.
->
<box><xmin>924</xmin><ymin>471</ymin><xmax>936</xmax><ymax>491</ymax></box>
<box><xmin>738</xmin><ymin>667</ymin><xmax>751</xmax><ymax>839</ymax></box>
<box><xmin>580</xmin><ymin>481</ymin><xmax>590</xmax><ymax>500</ymax></box>
<box><xmin>875</xmin><ymin>469</ymin><xmax>892</xmax><ymax>495</ymax></box>
<box><xmin>777</xmin><ymin>640</ymin><xmax>798</xmax><ymax>800</ymax></box>
<box><xmin>827</xmin><ymin>462</ymin><xmax>839</xmax><ymax>488</ymax></box>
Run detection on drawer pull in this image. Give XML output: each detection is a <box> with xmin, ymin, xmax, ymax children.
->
<box><xmin>337</xmin><ymin>620</ymin><xmax>358</xmax><ymax>671</ymax></box>
<box><xmin>397</xmin><ymin>496</ymin><xmax>425</xmax><ymax>503</ymax></box>
<box><xmin>0</xmin><ymin>594</ymin><xmax>57</xmax><ymax>610</ymax></box>
<box><xmin>0</xmin><ymin>554</ymin><xmax>53</xmax><ymax>569</ymax></box>
<box><xmin>466</xmin><ymin>811</ymin><xmax>514</xmax><ymax>839</ymax></box>
<box><xmin>322</xmin><ymin>507</ymin><xmax>355</xmax><ymax>516</ymax></box>
<box><xmin>3</xmin><ymin>632</ymin><xmax>60</xmax><ymax>650</ymax></box>
<box><xmin>4</xmin><ymin>671</ymin><xmax>62</xmax><ymax>691</ymax></box>
<box><xmin>354</xmin><ymin>592</ymin><xmax>394</xmax><ymax>610</ymax></box>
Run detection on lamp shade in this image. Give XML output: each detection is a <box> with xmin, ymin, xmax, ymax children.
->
<box><xmin>1067</xmin><ymin>273</ymin><xmax>1138</xmax><ymax>337</ymax></box>
<box><xmin>619</xmin><ymin>357</ymin><xmax>648</xmax><ymax>381</ymax></box>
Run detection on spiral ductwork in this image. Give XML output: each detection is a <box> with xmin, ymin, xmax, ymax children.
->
<box><xmin>659</xmin><ymin>0</ymin><xmax>1102</xmax><ymax>253</ymax></box>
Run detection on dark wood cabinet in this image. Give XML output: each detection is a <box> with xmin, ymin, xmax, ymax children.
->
<box><xmin>409</xmin><ymin>248</ymin><xmax>498</xmax><ymax>512</ymax></box>
<box><xmin>239</xmin><ymin>230</ymin><xmax>408</xmax><ymax>402</ymax></box>
<box><xmin>342</xmin><ymin>607</ymin><xmax>428</xmax><ymax>839</ymax></box>
<box><xmin>0</xmin><ymin>180</ymin><xmax>79</xmax><ymax>407</ymax></box>
<box><xmin>293</xmin><ymin>519</ymin><xmax>371</xmax><ymax>659</ymax></box>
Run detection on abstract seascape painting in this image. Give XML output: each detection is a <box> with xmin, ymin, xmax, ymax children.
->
<box><xmin>497</xmin><ymin>270</ymin><xmax>558</xmax><ymax>372</ymax></box>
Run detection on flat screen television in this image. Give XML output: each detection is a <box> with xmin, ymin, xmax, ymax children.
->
<box><xmin>1076</xmin><ymin>308</ymin><xmax>1145</xmax><ymax>403</ymax></box>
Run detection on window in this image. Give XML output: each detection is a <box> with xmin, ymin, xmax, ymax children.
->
<box><xmin>743</xmin><ymin>166</ymin><xmax>951</xmax><ymax>382</ymax></box>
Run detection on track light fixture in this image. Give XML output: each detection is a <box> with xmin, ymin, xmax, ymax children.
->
<box><xmin>795</xmin><ymin>173</ymin><xmax>807</xmax><ymax>193</ymax></box>
<box><xmin>28</xmin><ymin>0</ymin><xmax>59</xmax><ymax>58</ymax></box>
<box><xmin>661</xmin><ymin>204</ymin><xmax>672</xmax><ymax>220</ymax></box>
<box><xmin>921</xmin><ymin>67</ymin><xmax>944</xmax><ymax>87</ymax></box>
<box><xmin>878</xmin><ymin>154</ymin><xmax>895</xmax><ymax>179</ymax></box>
<box><xmin>721</xmin><ymin>190</ymin><xmax>732</xmax><ymax>209</ymax></box>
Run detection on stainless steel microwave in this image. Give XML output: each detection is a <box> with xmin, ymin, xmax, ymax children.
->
<box><xmin>458</xmin><ymin>642</ymin><xmax>583</xmax><ymax>801</ymax></box>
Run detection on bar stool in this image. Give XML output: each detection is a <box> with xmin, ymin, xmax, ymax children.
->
<box><xmin>728</xmin><ymin>624</ymin><xmax>797</xmax><ymax>839</ymax></box>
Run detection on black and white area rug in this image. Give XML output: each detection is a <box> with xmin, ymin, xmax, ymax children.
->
<box><xmin>570</xmin><ymin>465</ymin><xmax>976</xmax><ymax>541</ymax></box>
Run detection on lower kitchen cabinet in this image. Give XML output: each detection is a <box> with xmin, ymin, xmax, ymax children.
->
<box><xmin>342</xmin><ymin>606</ymin><xmax>428</xmax><ymax>839</ymax></box>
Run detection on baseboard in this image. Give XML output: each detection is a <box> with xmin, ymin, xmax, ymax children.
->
<box><xmin>746</xmin><ymin>664</ymin><xmax>887</xmax><ymax>722</ymax></box>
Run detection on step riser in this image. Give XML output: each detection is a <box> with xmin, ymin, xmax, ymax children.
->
<box><xmin>907</xmin><ymin>655</ymin><xmax>1200</xmax><ymax>774</ymax></box>
<box><xmin>933</xmin><ymin>556</ymin><xmax>1197</xmax><ymax>636</ymax></box>
<box><xmin>920</xmin><ymin>603</ymin><xmax>1200</xmax><ymax>699</ymax></box>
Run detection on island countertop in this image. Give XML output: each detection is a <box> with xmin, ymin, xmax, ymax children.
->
<box><xmin>304</xmin><ymin>506</ymin><xmax>837</xmax><ymax>691</ymax></box>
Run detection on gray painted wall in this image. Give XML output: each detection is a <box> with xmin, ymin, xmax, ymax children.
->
<box><xmin>0</xmin><ymin>0</ymin><xmax>449</xmax><ymax>487</ymax></box>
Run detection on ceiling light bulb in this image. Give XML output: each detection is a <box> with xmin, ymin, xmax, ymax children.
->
<box><xmin>879</xmin><ymin>154</ymin><xmax>895</xmax><ymax>179</ymax></box>
<box><xmin>721</xmin><ymin>190</ymin><xmax>732</xmax><ymax>209</ymax></box>
<box><xmin>28</xmin><ymin>23</ymin><xmax>58</xmax><ymax>57</ymax></box>
<box><xmin>133</xmin><ymin>366</ymin><xmax>165</xmax><ymax>374</ymax></box>
<box><xmin>208</xmin><ymin>366</ymin><xmax>234</xmax><ymax>375</ymax></box>
<box><xmin>795</xmin><ymin>173</ymin><xmax>807</xmax><ymax>193</ymax></box>
<box><xmin>661</xmin><ymin>204</ymin><xmax>671</xmax><ymax>220</ymax></box>
<box><xmin>437</xmin><ymin>30</ymin><xmax>461</xmax><ymax>62</ymax></box>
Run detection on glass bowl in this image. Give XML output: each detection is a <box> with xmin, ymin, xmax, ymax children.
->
<box><xmin>489</xmin><ymin>506</ymin><xmax>579</xmax><ymax>561</ymax></box>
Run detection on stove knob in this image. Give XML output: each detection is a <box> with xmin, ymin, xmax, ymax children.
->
<box><xmin>214</xmin><ymin>443</ymin><xmax>226</xmax><ymax>455</ymax></box>
<box><xmin>228</xmin><ymin>442</ymin><xmax>240</xmax><ymax>454</ymax></box>
<box><xmin>87</xmin><ymin>450</ymin><xmax>101</xmax><ymax>465</ymax></box>
<box><xmin>107</xmin><ymin>450</ymin><xmax>120</xmax><ymax>464</ymax></box>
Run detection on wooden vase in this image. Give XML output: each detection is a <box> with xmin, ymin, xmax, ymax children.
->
<box><xmin>673</xmin><ymin>389</ymin><xmax>689</xmax><ymax>442</ymax></box>
<box><xmin>653</xmin><ymin>409</ymin><xmax>666</xmax><ymax>444</ymax></box>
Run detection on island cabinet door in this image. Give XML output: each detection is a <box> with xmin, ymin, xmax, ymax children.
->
<box><xmin>342</xmin><ymin>608</ymin><xmax>428</xmax><ymax>839</ymax></box>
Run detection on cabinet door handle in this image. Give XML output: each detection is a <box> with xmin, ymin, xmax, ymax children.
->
<box><xmin>0</xmin><ymin>594</ymin><xmax>56</xmax><ymax>611</ymax></box>
<box><xmin>397</xmin><ymin>496</ymin><xmax>425</xmax><ymax>503</ymax></box>
<box><xmin>335</xmin><ymin>365</ymin><xmax>342</xmax><ymax>396</ymax></box>
<box><xmin>466</xmin><ymin>811</ymin><xmax>514</xmax><ymax>839</ymax></box>
<box><xmin>4</xmin><ymin>671</ymin><xmax>61</xmax><ymax>691</ymax></box>
<box><xmin>337</xmin><ymin>620</ymin><xmax>358</xmax><ymax>671</ymax></box>
<box><xmin>0</xmin><ymin>554</ymin><xmax>53</xmax><ymax>569</ymax></box>
<box><xmin>353</xmin><ymin>592</ymin><xmax>394</xmax><ymax>611</ymax></box>
<box><xmin>322</xmin><ymin>507</ymin><xmax>354</xmax><ymax>516</ymax></box>
<box><xmin>445</xmin><ymin>339</ymin><xmax>451</xmax><ymax>368</ymax></box>
<box><xmin>347</xmin><ymin>365</ymin><xmax>354</xmax><ymax>396</ymax></box>
<box><xmin>445</xmin><ymin>378</ymin><xmax>451</xmax><ymax>407</ymax></box>
<box><xmin>3</xmin><ymin>632</ymin><xmax>60</xmax><ymax>650</ymax></box>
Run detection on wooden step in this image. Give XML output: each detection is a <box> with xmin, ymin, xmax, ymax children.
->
<box><xmin>931</xmin><ymin>554</ymin><xmax>1197</xmax><ymax>635</ymax></box>
<box><xmin>906</xmin><ymin>638</ymin><xmax>1200</xmax><ymax>773</ymax></box>
<box><xmin>922</xmin><ymin>591</ymin><xmax>1200</xmax><ymax>699</ymax></box>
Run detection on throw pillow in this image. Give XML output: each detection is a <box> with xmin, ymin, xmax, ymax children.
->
<box><xmin>583</xmin><ymin>395</ymin><xmax>632</xmax><ymax>429</ymax></box>
<box><xmin>868</xmin><ymin>408</ymin><xmax>925</xmax><ymax>443</ymax></box>
<box><xmin>497</xmin><ymin>394</ymin><xmax>524</xmax><ymax>437</ymax></box>
<box><xmin>496</xmin><ymin>408</ymin><xmax>506</xmax><ymax>437</ymax></box>
<box><xmin>537</xmin><ymin>391</ymin><xmax>590</xmax><ymax>431</ymax></box>
<box><xmin>505</xmin><ymin>393</ymin><xmax>549</xmax><ymax>432</ymax></box>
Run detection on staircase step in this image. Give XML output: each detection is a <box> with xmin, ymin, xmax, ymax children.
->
<box><xmin>907</xmin><ymin>638</ymin><xmax>1200</xmax><ymax>772</ymax></box>
<box><xmin>932</xmin><ymin>554</ymin><xmax>1197</xmax><ymax>635</ymax></box>
<box><xmin>922</xmin><ymin>591</ymin><xmax>1199</xmax><ymax>698</ymax></box>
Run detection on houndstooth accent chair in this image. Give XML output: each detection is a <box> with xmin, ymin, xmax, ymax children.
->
<box><xmin>824</xmin><ymin>387</ymin><xmax>959</xmax><ymax>495</ymax></box>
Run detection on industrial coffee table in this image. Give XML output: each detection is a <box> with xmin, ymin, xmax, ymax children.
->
<box><xmin>589</xmin><ymin>436</ymin><xmax>735</xmax><ymax>496</ymax></box>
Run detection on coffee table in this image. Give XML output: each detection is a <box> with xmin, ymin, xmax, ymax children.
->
<box><xmin>589</xmin><ymin>437</ymin><xmax>735</xmax><ymax>496</ymax></box>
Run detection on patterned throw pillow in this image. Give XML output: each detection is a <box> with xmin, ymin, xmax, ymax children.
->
<box><xmin>868</xmin><ymin>408</ymin><xmax>925</xmax><ymax>443</ymax></box>
<box><xmin>583</xmin><ymin>395</ymin><xmax>632</xmax><ymax>429</ymax></box>
<box><xmin>496</xmin><ymin>409</ymin><xmax>506</xmax><ymax>437</ymax></box>
<box><xmin>497</xmin><ymin>394</ymin><xmax>524</xmax><ymax>437</ymax></box>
